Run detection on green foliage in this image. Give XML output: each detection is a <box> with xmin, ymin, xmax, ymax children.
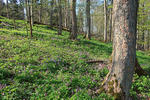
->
<box><xmin>130</xmin><ymin>75</ymin><xmax>150</xmax><ymax>99</ymax></box>
<box><xmin>0</xmin><ymin>17</ymin><xmax>150</xmax><ymax>99</ymax></box>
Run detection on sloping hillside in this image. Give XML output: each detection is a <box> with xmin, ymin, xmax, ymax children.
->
<box><xmin>0</xmin><ymin>16</ymin><xmax>150</xmax><ymax>99</ymax></box>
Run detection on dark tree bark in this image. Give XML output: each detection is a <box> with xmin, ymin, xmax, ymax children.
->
<box><xmin>70</xmin><ymin>0</ymin><xmax>77</xmax><ymax>40</ymax></box>
<box><xmin>135</xmin><ymin>58</ymin><xmax>147</xmax><ymax>76</ymax></box>
<box><xmin>98</xmin><ymin>0</ymin><xmax>139</xmax><ymax>99</ymax></box>
<box><xmin>58</xmin><ymin>0</ymin><xmax>62</xmax><ymax>35</ymax></box>
<box><xmin>85</xmin><ymin>0</ymin><xmax>91</xmax><ymax>40</ymax></box>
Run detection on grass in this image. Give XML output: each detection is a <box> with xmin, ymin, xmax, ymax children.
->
<box><xmin>0</xmin><ymin>16</ymin><xmax>150</xmax><ymax>100</ymax></box>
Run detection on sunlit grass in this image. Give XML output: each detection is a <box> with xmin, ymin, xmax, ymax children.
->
<box><xmin>0</xmin><ymin>16</ymin><xmax>150</xmax><ymax>99</ymax></box>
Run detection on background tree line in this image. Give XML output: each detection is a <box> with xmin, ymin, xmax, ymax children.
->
<box><xmin>0</xmin><ymin>0</ymin><xmax>150</xmax><ymax>50</ymax></box>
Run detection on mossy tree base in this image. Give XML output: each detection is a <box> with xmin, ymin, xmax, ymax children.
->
<box><xmin>96</xmin><ymin>72</ymin><xmax>126</xmax><ymax>100</ymax></box>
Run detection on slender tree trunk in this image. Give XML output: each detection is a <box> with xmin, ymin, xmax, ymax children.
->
<box><xmin>64</xmin><ymin>0</ymin><xmax>67</xmax><ymax>28</ymax></box>
<box><xmin>6</xmin><ymin>0</ymin><xmax>9</xmax><ymax>18</ymax></box>
<box><xmin>86</xmin><ymin>0</ymin><xmax>91</xmax><ymax>40</ymax></box>
<box><xmin>50</xmin><ymin>0</ymin><xmax>54</xmax><ymax>27</ymax></box>
<box><xmin>67</xmin><ymin>0</ymin><xmax>71</xmax><ymax>30</ymax></box>
<box><xmin>148</xmin><ymin>30</ymin><xmax>150</xmax><ymax>50</ymax></box>
<box><xmin>0</xmin><ymin>0</ymin><xmax>2</xmax><ymax>16</ymax></box>
<box><xmin>30</xmin><ymin>0</ymin><xmax>33</xmax><ymax>26</ymax></box>
<box><xmin>104</xmin><ymin>0</ymin><xmax>107</xmax><ymax>42</ymax></box>
<box><xmin>25</xmin><ymin>0</ymin><xmax>29</xmax><ymax>21</ymax></box>
<box><xmin>39</xmin><ymin>0</ymin><xmax>43</xmax><ymax>23</ymax></box>
<box><xmin>98</xmin><ymin>0</ymin><xmax>139</xmax><ymax>99</ymax></box>
<box><xmin>91</xmin><ymin>14</ymin><xmax>93</xmax><ymax>35</ymax></box>
<box><xmin>108</xmin><ymin>0</ymin><xmax>113</xmax><ymax>42</ymax></box>
<box><xmin>58</xmin><ymin>0</ymin><xmax>62</xmax><ymax>35</ymax></box>
<box><xmin>0</xmin><ymin>0</ymin><xmax>4</xmax><ymax>16</ymax></box>
<box><xmin>28</xmin><ymin>0</ymin><xmax>33</xmax><ymax>38</ymax></box>
<box><xmin>70</xmin><ymin>0</ymin><xmax>77</xmax><ymax>40</ymax></box>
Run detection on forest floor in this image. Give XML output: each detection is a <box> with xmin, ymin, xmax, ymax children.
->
<box><xmin>0</xmin><ymin>16</ymin><xmax>150</xmax><ymax>100</ymax></box>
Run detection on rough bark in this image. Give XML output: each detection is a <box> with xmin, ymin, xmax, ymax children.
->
<box><xmin>86</xmin><ymin>0</ymin><xmax>91</xmax><ymax>40</ymax></box>
<box><xmin>70</xmin><ymin>0</ymin><xmax>77</xmax><ymax>40</ymax></box>
<box><xmin>98</xmin><ymin>0</ymin><xmax>139</xmax><ymax>99</ymax></box>
<box><xmin>104</xmin><ymin>0</ymin><xmax>107</xmax><ymax>42</ymax></box>
<box><xmin>58</xmin><ymin>0</ymin><xmax>62</xmax><ymax>35</ymax></box>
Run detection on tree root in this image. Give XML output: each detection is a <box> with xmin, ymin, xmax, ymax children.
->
<box><xmin>87</xmin><ymin>58</ymin><xmax>147</xmax><ymax>76</ymax></box>
<box><xmin>135</xmin><ymin>58</ymin><xmax>147</xmax><ymax>76</ymax></box>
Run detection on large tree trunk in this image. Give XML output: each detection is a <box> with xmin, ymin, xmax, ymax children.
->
<box><xmin>98</xmin><ymin>0</ymin><xmax>139</xmax><ymax>99</ymax></box>
<box><xmin>70</xmin><ymin>0</ymin><xmax>77</xmax><ymax>40</ymax></box>
<box><xmin>85</xmin><ymin>0</ymin><xmax>91</xmax><ymax>40</ymax></box>
<box><xmin>58</xmin><ymin>0</ymin><xmax>62</xmax><ymax>35</ymax></box>
<box><xmin>104</xmin><ymin>0</ymin><xmax>107</xmax><ymax>42</ymax></box>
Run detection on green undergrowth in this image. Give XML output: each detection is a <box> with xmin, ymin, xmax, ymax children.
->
<box><xmin>0</xmin><ymin>16</ymin><xmax>150</xmax><ymax>99</ymax></box>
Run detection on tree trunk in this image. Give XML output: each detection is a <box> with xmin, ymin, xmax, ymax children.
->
<box><xmin>148</xmin><ymin>30</ymin><xmax>150</xmax><ymax>50</ymax></box>
<box><xmin>104</xmin><ymin>0</ymin><xmax>107</xmax><ymax>42</ymax></box>
<box><xmin>58</xmin><ymin>0</ymin><xmax>62</xmax><ymax>35</ymax></box>
<box><xmin>67</xmin><ymin>0</ymin><xmax>71</xmax><ymax>30</ymax></box>
<box><xmin>6</xmin><ymin>0</ymin><xmax>9</xmax><ymax>18</ymax></box>
<box><xmin>39</xmin><ymin>0</ymin><xmax>43</xmax><ymax>23</ymax></box>
<box><xmin>64</xmin><ymin>0</ymin><xmax>67</xmax><ymax>28</ymax></box>
<box><xmin>108</xmin><ymin>0</ymin><xmax>113</xmax><ymax>42</ymax></box>
<box><xmin>30</xmin><ymin>0</ymin><xmax>33</xmax><ymax>26</ymax></box>
<box><xmin>25</xmin><ymin>0</ymin><xmax>29</xmax><ymax>21</ymax></box>
<box><xmin>0</xmin><ymin>0</ymin><xmax>3</xmax><ymax>16</ymax></box>
<box><xmin>86</xmin><ymin>0</ymin><xmax>91</xmax><ymax>40</ymax></box>
<box><xmin>98</xmin><ymin>0</ymin><xmax>139</xmax><ymax>99</ymax></box>
<box><xmin>70</xmin><ymin>0</ymin><xmax>77</xmax><ymax>40</ymax></box>
<box><xmin>28</xmin><ymin>0</ymin><xmax>33</xmax><ymax>38</ymax></box>
<box><xmin>50</xmin><ymin>0</ymin><xmax>54</xmax><ymax>27</ymax></box>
